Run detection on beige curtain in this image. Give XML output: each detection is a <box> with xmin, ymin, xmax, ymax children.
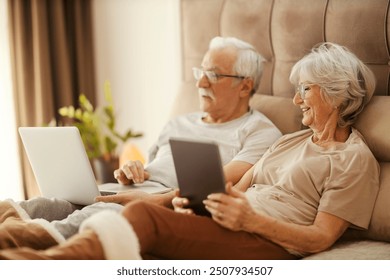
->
<box><xmin>8</xmin><ymin>0</ymin><xmax>96</xmax><ymax>198</ymax></box>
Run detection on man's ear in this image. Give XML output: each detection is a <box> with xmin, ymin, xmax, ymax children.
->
<box><xmin>239</xmin><ymin>78</ymin><xmax>254</xmax><ymax>97</ymax></box>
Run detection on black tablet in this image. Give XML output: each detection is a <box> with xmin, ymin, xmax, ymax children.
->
<box><xmin>169</xmin><ymin>137</ymin><xmax>226</xmax><ymax>216</ymax></box>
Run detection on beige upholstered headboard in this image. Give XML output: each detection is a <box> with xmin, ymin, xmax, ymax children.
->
<box><xmin>171</xmin><ymin>0</ymin><xmax>390</xmax><ymax>243</ymax></box>
<box><xmin>179</xmin><ymin>0</ymin><xmax>390</xmax><ymax>98</ymax></box>
<box><xmin>172</xmin><ymin>0</ymin><xmax>390</xmax><ymax>133</ymax></box>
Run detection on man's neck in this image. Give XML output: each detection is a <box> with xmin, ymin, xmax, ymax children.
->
<box><xmin>202</xmin><ymin>106</ymin><xmax>250</xmax><ymax>124</ymax></box>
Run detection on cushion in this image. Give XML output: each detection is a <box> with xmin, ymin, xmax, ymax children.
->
<box><xmin>343</xmin><ymin>96</ymin><xmax>390</xmax><ymax>243</ymax></box>
<box><xmin>355</xmin><ymin>96</ymin><xmax>390</xmax><ymax>162</ymax></box>
<box><xmin>303</xmin><ymin>240</ymin><xmax>390</xmax><ymax>260</ymax></box>
<box><xmin>344</xmin><ymin>162</ymin><xmax>390</xmax><ymax>243</ymax></box>
<box><xmin>250</xmin><ymin>94</ymin><xmax>303</xmax><ymax>134</ymax></box>
<box><xmin>366</xmin><ymin>162</ymin><xmax>390</xmax><ymax>242</ymax></box>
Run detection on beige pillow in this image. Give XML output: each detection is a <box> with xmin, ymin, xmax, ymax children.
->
<box><xmin>344</xmin><ymin>163</ymin><xmax>390</xmax><ymax>243</ymax></box>
<box><xmin>250</xmin><ymin>94</ymin><xmax>303</xmax><ymax>134</ymax></box>
<box><xmin>355</xmin><ymin>96</ymin><xmax>390</xmax><ymax>161</ymax></box>
<box><xmin>365</xmin><ymin>162</ymin><xmax>390</xmax><ymax>242</ymax></box>
<box><xmin>344</xmin><ymin>96</ymin><xmax>390</xmax><ymax>242</ymax></box>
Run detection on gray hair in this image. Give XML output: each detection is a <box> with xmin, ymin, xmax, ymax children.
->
<box><xmin>289</xmin><ymin>42</ymin><xmax>376</xmax><ymax>127</ymax></box>
<box><xmin>209</xmin><ymin>36</ymin><xmax>265</xmax><ymax>95</ymax></box>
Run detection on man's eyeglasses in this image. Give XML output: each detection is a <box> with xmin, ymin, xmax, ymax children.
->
<box><xmin>192</xmin><ymin>67</ymin><xmax>245</xmax><ymax>83</ymax></box>
<box><xmin>296</xmin><ymin>83</ymin><xmax>313</xmax><ymax>99</ymax></box>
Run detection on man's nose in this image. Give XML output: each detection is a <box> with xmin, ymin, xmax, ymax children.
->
<box><xmin>196</xmin><ymin>74</ymin><xmax>210</xmax><ymax>88</ymax></box>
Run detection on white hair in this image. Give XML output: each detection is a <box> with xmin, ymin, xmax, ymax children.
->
<box><xmin>209</xmin><ymin>36</ymin><xmax>265</xmax><ymax>95</ymax></box>
<box><xmin>289</xmin><ymin>42</ymin><xmax>376</xmax><ymax>127</ymax></box>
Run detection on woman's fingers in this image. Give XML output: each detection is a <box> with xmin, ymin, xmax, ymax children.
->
<box><xmin>172</xmin><ymin>196</ymin><xmax>194</xmax><ymax>215</ymax></box>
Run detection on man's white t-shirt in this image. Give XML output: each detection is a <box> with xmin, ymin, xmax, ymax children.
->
<box><xmin>145</xmin><ymin>109</ymin><xmax>282</xmax><ymax>188</ymax></box>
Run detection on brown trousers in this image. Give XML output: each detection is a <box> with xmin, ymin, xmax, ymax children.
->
<box><xmin>122</xmin><ymin>201</ymin><xmax>298</xmax><ymax>260</ymax></box>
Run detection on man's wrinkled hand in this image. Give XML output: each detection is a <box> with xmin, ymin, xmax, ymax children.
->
<box><xmin>114</xmin><ymin>160</ymin><xmax>150</xmax><ymax>185</ymax></box>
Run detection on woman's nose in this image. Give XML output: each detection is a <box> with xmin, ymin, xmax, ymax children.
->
<box><xmin>293</xmin><ymin>92</ymin><xmax>303</xmax><ymax>105</ymax></box>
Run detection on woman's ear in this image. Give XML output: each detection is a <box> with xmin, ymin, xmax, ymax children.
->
<box><xmin>239</xmin><ymin>78</ymin><xmax>254</xmax><ymax>97</ymax></box>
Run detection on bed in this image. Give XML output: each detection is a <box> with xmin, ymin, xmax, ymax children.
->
<box><xmin>169</xmin><ymin>0</ymin><xmax>390</xmax><ymax>259</ymax></box>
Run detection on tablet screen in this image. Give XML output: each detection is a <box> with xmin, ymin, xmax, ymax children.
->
<box><xmin>169</xmin><ymin>137</ymin><xmax>226</xmax><ymax>216</ymax></box>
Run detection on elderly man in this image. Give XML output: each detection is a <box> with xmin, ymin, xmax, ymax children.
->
<box><xmin>97</xmin><ymin>36</ymin><xmax>281</xmax><ymax>207</ymax></box>
<box><xmin>0</xmin><ymin>36</ymin><xmax>281</xmax><ymax>251</ymax></box>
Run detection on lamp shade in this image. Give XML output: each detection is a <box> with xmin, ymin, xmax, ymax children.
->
<box><xmin>119</xmin><ymin>142</ymin><xmax>145</xmax><ymax>167</ymax></box>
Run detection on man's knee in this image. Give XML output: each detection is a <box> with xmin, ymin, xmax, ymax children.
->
<box><xmin>19</xmin><ymin>197</ymin><xmax>79</xmax><ymax>221</ymax></box>
<box><xmin>121</xmin><ymin>201</ymin><xmax>159</xmax><ymax>224</ymax></box>
<box><xmin>122</xmin><ymin>201</ymin><xmax>149</xmax><ymax>218</ymax></box>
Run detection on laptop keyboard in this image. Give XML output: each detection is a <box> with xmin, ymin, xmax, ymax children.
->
<box><xmin>99</xmin><ymin>191</ymin><xmax>116</xmax><ymax>196</ymax></box>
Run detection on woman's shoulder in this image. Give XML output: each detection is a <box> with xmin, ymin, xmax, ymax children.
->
<box><xmin>279</xmin><ymin>129</ymin><xmax>312</xmax><ymax>142</ymax></box>
<box><xmin>346</xmin><ymin>128</ymin><xmax>377</xmax><ymax>159</ymax></box>
<box><xmin>269</xmin><ymin>129</ymin><xmax>312</xmax><ymax>150</ymax></box>
<box><xmin>349</xmin><ymin>127</ymin><xmax>368</xmax><ymax>144</ymax></box>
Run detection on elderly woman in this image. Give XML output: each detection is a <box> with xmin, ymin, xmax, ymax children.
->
<box><xmin>0</xmin><ymin>43</ymin><xmax>380</xmax><ymax>260</ymax></box>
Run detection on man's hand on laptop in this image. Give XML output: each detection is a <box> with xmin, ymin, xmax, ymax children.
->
<box><xmin>114</xmin><ymin>160</ymin><xmax>150</xmax><ymax>185</ymax></box>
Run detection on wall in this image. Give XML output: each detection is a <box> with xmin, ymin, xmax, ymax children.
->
<box><xmin>92</xmin><ymin>0</ymin><xmax>181</xmax><ymax>162</ymax></box>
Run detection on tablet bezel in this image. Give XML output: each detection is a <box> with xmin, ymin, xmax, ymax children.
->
<box><xmin>169</xmin><ymin>137</ymin><xmax>226</xmax><ymax>216</ymax></box>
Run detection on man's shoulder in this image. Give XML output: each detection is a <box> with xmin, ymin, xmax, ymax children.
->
<box><xmin>247</xmin><ymin>109</ymin><xmax>275</xmax><ymax>125</ymax></box>
<box><xmin>174</xmin><ymin>111</ymin><xmax>202</xmax><ymax>120</ymax></box>
<box><xmin>168</xmin><ymin>111</ymin><xmax>202</xmax><ymax>124</ymax></box>
<box><xmin>246</xmin><ymin>109</ymin><xmax>282</xmax><ymax>134</ymax></box>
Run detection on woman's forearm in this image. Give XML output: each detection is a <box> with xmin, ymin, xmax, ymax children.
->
<box><xmin>244</xmin><ymin>211</ymin><xmax>349</xmax><ymax>255</ymax></box>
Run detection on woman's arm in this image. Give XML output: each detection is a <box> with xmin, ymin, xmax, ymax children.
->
<box><xmin>248</xmin><ymin>211</ymin><xmax>349</xmax><ymax>254</ymax></box>
<box><xmin>226</xmin><ymin>164</ymin><xmax>255</xmax><ymax>191</ymax></box>
<box><xmin>204</xmin><ymin>185</ymin><xmax>350</xmax><ymax>255</ymax></box>
<box><xmin>223</xmin><ymin>160</ymin><xmax>253</xmax><ymax>185</ymax></box>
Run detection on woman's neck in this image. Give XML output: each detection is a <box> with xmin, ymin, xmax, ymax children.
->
<box><xmin>312</xmin><ymin>125</ymin><xmax>351</xmax><ymax>147</ymax></box>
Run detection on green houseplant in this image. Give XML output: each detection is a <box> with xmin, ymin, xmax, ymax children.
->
<box><xmin>58</xmin><ymin>81</ymin><xmax>143</xmax><ymax>183</ymax></box>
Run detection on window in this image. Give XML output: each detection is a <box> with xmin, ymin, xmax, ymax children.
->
<box><xmin>0</xmin><ymin>0</ymin><xmax>23</xmax><ymax>200</ymax></box>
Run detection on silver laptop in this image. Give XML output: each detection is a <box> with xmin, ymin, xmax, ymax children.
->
<box><xmin>18</xmin><ymin>126</ymin><xmax>171</xmax><ymax>205</ymax></box>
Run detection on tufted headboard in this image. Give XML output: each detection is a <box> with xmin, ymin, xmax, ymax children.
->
<box><xmin>178</xmin><ymin>0</ymin><xmax>390</xmax><ymax>98</ymax></box>
<box><xmin>171</xmin><ymin>0</ymin><xmax>390</xmax><ymax>246</ymax></box>
<box><xmin>172</xmin><ymin>0</ymin><xmax>390</xmax><ymax>130</ymax></box>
